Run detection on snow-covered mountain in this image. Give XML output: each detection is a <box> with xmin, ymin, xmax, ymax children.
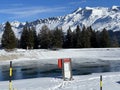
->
<box><xmin>0</xmin><ymin>6</ymin><xmax>120</xmax><ymax>38</ymax></box>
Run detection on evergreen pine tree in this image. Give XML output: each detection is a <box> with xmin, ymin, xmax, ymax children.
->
<box><xmin>90</xmin><ymin>30</ymin><xmax>98</xmax><ymax>48</ymax></box>
<box><xmin>100</xmin><ymin>28</ymin><xmax>110</xmax><ymax>47</ymax></box>
<box><xmin>20</xmin><ymin>24</ymin><xmax>36</xmax><ymax>49</ymax></box>
<box><xmin>32</xmin><ymin>27</ymin><xmax>38</xmax><ymax>49</ymax></box>
<box><xmin>28</xmin><ymin>28</ymin><xmax>34</xmax><ymax>49</ymax></box>
<box><xmin>74</xmin><ymin>25</ymin><xmax>82</xmax><ymax>48</ymax></box>
<box><xmin>1</xmin><ymin>22</ymin><xmax>17</xmax><ymax>49</ymax></box>
<box><xmin>52</xmin><ymin>27</ymin><xmax>64</xmax><ymax>48</ymax></box>
<box><xmin>72</xmin><ymin>30</ymin><xmax>77</xmax><ymax>48</ymax></box>
<box><xmin>37</xmin><ymin>33</ymin><xmax>41</xmax><ymax>48</ymax></box>
<box><xmin>64</xmin><ymin>27</ymin><xmax>73</xmax><ymax>48</ymax></box>
<box><xmin>16</xmin><ymin>38</ymin><xmax>20</xmax><ymax>48</ymax></box>
<box><xmin>47</xmin><ymin>30</ymin><xmax>54</xmax><ymax>48</ymax></box>
<box><xmin>38</xmin><ymin>25</ymin><xmax>51</xmax><ymax>49</ymax></box>
<box><xmin>20</xmin><ymin>26</ymin><xmax>29</xmax><ymax>49</ymax></box>
<box><xmin>87</xmin><ymin>26</ymin><xmax>98</xmax><ymax>48</ymax></box>
<box><xmin>95</xmin><ymin>31</ymin><xmax>101</xmax><ymax>48</ymax></box>
<box><xmin>81</xmin><ymin>25</ymin><xmax>91</xmax><ymax>48</ymax></box>
<box><xmin>111</xmin><ymin>35</ymin><xmax>119</xmax><ymax>47</ymax></box>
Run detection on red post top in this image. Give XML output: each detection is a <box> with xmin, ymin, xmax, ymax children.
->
<box><xmin>64</xmin><ymin>58</ymin><xmax>71</xmax><ymax>62</ymax></box>
<box><xmin>58</xmin><ymin>59</ymin><xmax>62</xmax><ymax>69</ymax></box>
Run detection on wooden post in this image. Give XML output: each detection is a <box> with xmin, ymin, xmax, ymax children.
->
<box><xmin>9</xmin><ymin>61</ymin><xmax>13</xmax><ymax>90</ymax></box>
<box><xmin>100</xmin><ymin>75</ymin><xmax>102</xmax><ymax>90</ymax></box>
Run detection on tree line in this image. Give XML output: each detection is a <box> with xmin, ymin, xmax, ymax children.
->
<box><xmin>1</xmin><ymin>22</ymin><xmax>120</xmax><ymax>49</ymax></box>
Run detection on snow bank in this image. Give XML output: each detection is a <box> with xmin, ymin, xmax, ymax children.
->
<box><xmin>0</xmin><ymin>48</ymin><xmax>120</xmax><ymax>62</ymax></box>
<box><xmin>0</xmin><ymin>72</ymin><xmax>120</xmax><ymax>90</ymax></box>
<box><xmin>0</xmin><ymin>48</ymin><xmax>119</xmax><ymax>66</ymax></box>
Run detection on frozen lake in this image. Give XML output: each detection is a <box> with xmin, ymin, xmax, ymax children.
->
<box><xmin>0</xmin><ymin>58</ymin><xmax>120</xmax><ymax>81</ymax></box>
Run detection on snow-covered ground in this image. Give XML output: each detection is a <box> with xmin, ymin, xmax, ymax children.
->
<box><xmin>0</xmin><ymin>72</ymin><xmax>120</xmax><ymax>90</ymax></box>
<box><xmin>0</xmin><ymin>48</ymin><xmax>120</xmax><ymax>90</ymax></box>
<box><xmin>0</xmin><ymin>48</ymin><xmax>120</xmax><ymax>63</ymax></box>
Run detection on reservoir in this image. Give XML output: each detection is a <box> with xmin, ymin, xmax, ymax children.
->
<box><xmin>0</xmin><ymin>58</ymin><xmax>120</xmax><ymax>81</ymax></box>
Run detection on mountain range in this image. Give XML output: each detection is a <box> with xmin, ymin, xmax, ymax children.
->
<box><xmin>0</xmin><ymin>6</ymin><xmax>120</xmax><ymax>39</ymax></box>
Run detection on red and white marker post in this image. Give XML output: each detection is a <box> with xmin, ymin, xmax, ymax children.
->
<box><xmin>58</xmin><ymin>58</ymin><xmax>73</xmax><ymax>81</ymax></box>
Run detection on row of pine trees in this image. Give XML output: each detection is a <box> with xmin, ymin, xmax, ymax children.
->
<box><xmin>1</xmin><ymin>22</ymin><xmax>119</xmax><ymax>49</ymax></box>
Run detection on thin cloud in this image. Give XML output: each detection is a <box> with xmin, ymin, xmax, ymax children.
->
<box><xmin>69</xmin><ymin>0</ymin><xmax>87</xmax><ymax>5</ymax></box>
<box><xmin>0</xmin><ymin>6</ymin><xmax>67</xmax><ymax>19</ymax></box>
<box><xmin>10</xmin><ymin>3</ymin><xmax>24</xmax><ymax>7</ymax></box>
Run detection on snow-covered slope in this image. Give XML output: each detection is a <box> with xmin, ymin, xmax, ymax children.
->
<box><xmin>30</xmin><ymin>6</ymin><xmax>120</xmax><ymax>32</ymax></box>
<box><xmin>0</xmin><ymin>6</ymin><xmax>120</xmax><ymax>38</ymax></box>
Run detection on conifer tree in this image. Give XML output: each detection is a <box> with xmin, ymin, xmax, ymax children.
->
<box><xmin>64</xmin><ymin>27</ymin><xmax>73</xmax><ymax>48</ymax></box>
<box><xmin>1</xmin><ymin>22</ymin><xmax>17</xmax><ymax>49</ymax></box>
<box><xmin>20</xmin><ymin>24</ymin><xmax>36</xmax><ymax>49</ymax></box>
<box><xmin>72</xmin><ymin>30</ymin><xmax>77</xmax><ymax>48</ymax></box>
<box><xmin>32</xmin><ymin>27</ymin><xmax>38</xmax><ymax>49</ymax></box>
<box><xmin>111</xmin><ymin>35</ymin><xmax>119</xmax><ymax>47</ymax></box>
<box><xmin>81</xmin><ymin>25</ymin><xmax>91</xmax><ymax>48</ymax></box>
<box><xmin>95</xmin><ymin>31</ymin><xmax>101</xmax><ymax>48</ymax></box>
<box><xmin>74</xmin><ymin>25</ymin><xmax>82</xmax><ymax>48</ymax></box>
<box><xmin>87</xmin><ymin>26</ymin><xmax>98</xmax><ymax>48</ymax></box>
<box><xmin>100</xmin><ymin>28</ymin><xmax>110</xmax><ymax>47</ymax></box>
<box><xmin>47</xmin><ymin>29</ymin><xmax>54</xmax><ymax>48</ymax></box>
<box><xmin>52</xmin><ymin>27</ymin><xmax>64</xmax><ymax>48</ymax></box>
<box><xmin>90</xmin><ymin>30</ymin><xmax>98</xmax><ymax>48</ymax></box>
<box><xmin>38</xmin><ymin>25</ymin><xmax>51</xmax><ymax>49</ymax></box>
<box><xmin>28</xmin><ymin>28</ymin><xmax>34</xmax><ymax>49</ymax></box>
<box><xmin>20</xmin><ymin>26</ymin><xmax>29</xmax><ymax>49</ymax></box>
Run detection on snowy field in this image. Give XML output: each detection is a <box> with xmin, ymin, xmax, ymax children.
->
<box><xmin>0</xmin><ymin>48</ymin><xmax>120</xmax><ymax>90</ymax></box>
<box><xmin>1</xmin><ymin>72</ymin><xmax>120</xmax><ymax>90</ymax></box>
<box><xmin>0</xmin><ymin>48</ymin><xmax>120</xmax><ymax>64</ymax></box>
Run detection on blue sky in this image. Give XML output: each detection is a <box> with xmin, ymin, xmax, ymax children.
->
<box><xmin>0</xmin><ymin>0</ymin><xmax>119</xmax><ymax>23</ymax></box>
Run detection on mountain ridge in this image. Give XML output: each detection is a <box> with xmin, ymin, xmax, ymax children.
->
<box><xmin>0</xmin><ymin>6</ymin><xmax>120</xmax><ymax>38</ymax></box>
